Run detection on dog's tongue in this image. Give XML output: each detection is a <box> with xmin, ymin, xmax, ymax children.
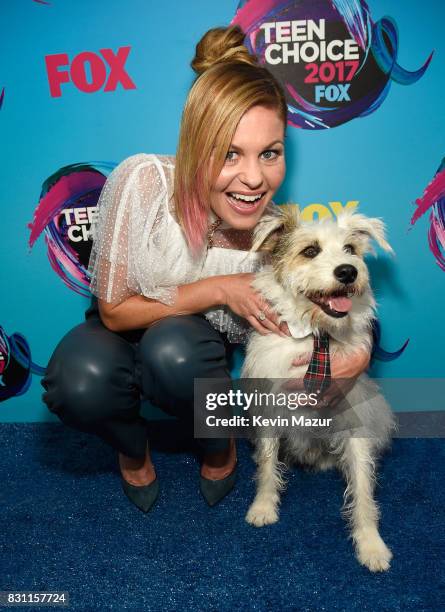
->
<box><xmin>327</xmin><ymin>296</ymin><xmax>352</xmax><ymax>312</ymax></box>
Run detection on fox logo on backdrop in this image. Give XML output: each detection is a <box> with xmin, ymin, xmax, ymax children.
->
<box><xmin>232</xmin><ymin>0</ymin><xmax>433</xmax><ymax>129</ymax></box>
<box><xmin>45</xmin><ymin>47</ymin><xmax>136</xmax><ymax>97</ymax></box>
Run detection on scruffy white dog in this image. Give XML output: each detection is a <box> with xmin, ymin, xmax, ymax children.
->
<box><xmin>242</xmin><ymin>206</ymin><xmax>396</xmax><ymax>572</ymax></box>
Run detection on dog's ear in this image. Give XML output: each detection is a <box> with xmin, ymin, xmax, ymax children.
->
<box><xmin>337</xmin><ymin>209</ymin><xmax>394</xmax><ymax>255</ymax></box>
<box><xmin>252</xmin><ymin>204</ymin><xmax>300</xmax><ymax>252</ymax></box>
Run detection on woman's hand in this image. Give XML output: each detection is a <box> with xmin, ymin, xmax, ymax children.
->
<box><xmin>285</xmin><ymin>346</ymin><xmax>371</xmax><ymax>407</ymax></box>
<box><xmin>320</xmin><ymin>347</ymin><xmax>371</xmax><ymax>406</ymax></box>
<box><xmin>330</xmin><ymin>348</ymin><xmax>371</xmax><ymax>379</ymax></box>
<box><xmin>218</xmin><ymin>273</ymin><xmax>289</xmax><ymax>337</ymax></box>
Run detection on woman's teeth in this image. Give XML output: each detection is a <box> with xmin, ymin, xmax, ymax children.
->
<box><xmin>227</xmin><ymin>192</ymin><xmax>264</xmax><ymax>208</ymax></box>
<box><xmin>229</xmin><ymin>192</ymin><xmax>263</xmax><ymax>202</ymax></box>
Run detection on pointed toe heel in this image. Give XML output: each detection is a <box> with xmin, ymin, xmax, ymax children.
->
<box><xmin>121</xmin><ymin>477</ymin><xmax>159</xmax><ymax>513</ymax></box>
<box><xmin>200</xmin><ymin>465</ymin><xmax>237</xmax><ymax>507</ymax></box>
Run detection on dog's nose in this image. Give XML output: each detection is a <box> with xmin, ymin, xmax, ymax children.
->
<box><xmin>334</xmin><ymin>264</ymin><xmax>357</xmax><ymax>284</ymax></box>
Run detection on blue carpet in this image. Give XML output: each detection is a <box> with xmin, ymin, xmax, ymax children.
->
<box><xmin>1</xmin><ymin>423</ymin><xmax>444</xmax><ymax>611</ymax></box>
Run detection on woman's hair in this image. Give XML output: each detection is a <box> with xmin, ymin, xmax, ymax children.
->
<box><xmin>174</xmin><ymin>25</ymin><xmax>288</xmax><ymax>255</ymax></box>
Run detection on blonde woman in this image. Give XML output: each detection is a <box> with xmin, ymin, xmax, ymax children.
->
<box><xmin>41</xmin><ymin>26</ymin><xmax>370</xmax><ymax>513</ymax></box>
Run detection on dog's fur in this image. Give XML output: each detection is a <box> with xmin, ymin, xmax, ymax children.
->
<box><xmin>242</xmin><ymin>206</ymin><xmax>397</xmax><ymax>572</ymax></box>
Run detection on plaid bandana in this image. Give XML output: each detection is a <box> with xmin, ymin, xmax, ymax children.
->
<box><xmin>303</xmin><ymin>331</ymin><xmax>331</xmax><ymax>395</ymax></box>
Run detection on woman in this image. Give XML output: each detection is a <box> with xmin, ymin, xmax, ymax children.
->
<box><xmin>41</xmin><ymin>26</ymin><xmax>370</xmax><ymax>513</ymax></box>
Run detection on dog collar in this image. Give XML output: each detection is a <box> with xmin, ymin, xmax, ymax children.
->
<box><xmin>287</xmin><ymin>320</ymin><xmax>347</xmax><ymax>344</ymax></box>
<box><xmin>286</xmin><ymin>319</ymin><xmax>313</xmax><ymax>339</ymax></box>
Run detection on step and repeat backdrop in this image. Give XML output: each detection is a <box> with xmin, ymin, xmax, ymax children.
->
<box><xmin>1</xmin><ymin>0</ymin><xmax>444</xmax><ymax>421</ymax></box>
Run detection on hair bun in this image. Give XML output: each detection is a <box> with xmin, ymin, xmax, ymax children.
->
<box><xmin>191</xmin><ymin>25</ymin><xmax>258</xmax><ymax>75</ymax></box>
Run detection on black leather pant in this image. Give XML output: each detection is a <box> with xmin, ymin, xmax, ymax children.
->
<box><xmin>41</xmin><ymin>297</ymin><xmax>236</xmax><ymax>459</ymax></box>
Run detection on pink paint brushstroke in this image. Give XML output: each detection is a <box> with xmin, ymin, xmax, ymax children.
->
<box><xmin>431</xmin><ymin>212</ymin><xmax>445</xmax><ymax>247</ymax></box>
<box><xmin>47</xmin><ymin>236</ymin><xmax>82</xmax><ymax>280</ymax></box>
<box><xmin>231</xmin><ymin>0</ymin><xmax>279</xmax><ymax>29</ymax></box>
<box><xmin>410</xmin><ymin>168</ymin><xmax>445</xmax><ymax>225</ymax></box>
<box><xmin>428</xmin><ymin>219</ymin><xmax>445</xmax><ymax>272</ymax></box>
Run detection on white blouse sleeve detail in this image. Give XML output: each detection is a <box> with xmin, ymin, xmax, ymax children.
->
<box><xmin>87</xmin><ymin>153</ymin><xmax>178</xmax><ymax>306</ymax></box>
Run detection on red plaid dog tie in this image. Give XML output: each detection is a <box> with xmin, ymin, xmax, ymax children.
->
<box><xmin>303</xmin><ymin>331</ymin><xmax>331</xmax><ymax>395</ymax></box>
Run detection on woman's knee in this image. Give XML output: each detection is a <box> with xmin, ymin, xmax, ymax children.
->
<box><xmin>138</xmin><ymin>315</ymin><xmax>229</xmax><ymax>400</ymax></box>
<box><xmin>41</xmin><ymin>320</ymin><xmax>139</xmax><ymax>426</ymax></box>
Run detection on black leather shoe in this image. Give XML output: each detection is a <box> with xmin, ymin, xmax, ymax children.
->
<box><xmin>121</xmin><ymin>477</ymin><xmax>159</xmax><ymax>513</ymax></box>
<box><xmin>200</xmin><ymin>464</ymin><xmax>237</xmax><ymax>506</ymax></box>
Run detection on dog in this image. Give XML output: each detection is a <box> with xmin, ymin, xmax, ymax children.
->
<box><xmin>241</xmin><ymin>206</ymin><xmax>397</xmax><ymax>572</ymax></box>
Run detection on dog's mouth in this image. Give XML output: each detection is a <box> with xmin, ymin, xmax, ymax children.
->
<box><xmin>307</xmin><ymin>289</ymin><xmax>355</xmax><ymax>319</ymax></box>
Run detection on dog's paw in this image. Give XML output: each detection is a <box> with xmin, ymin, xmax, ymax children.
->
<box><xmin>245</xmin><ymin>502</ymin><xmax>279</xmax><ymax>527</ymax></box>
<box><xmin>355</xmin><ymin>532</ymin><xmax>393</xmax><ymax>572</ymax></box>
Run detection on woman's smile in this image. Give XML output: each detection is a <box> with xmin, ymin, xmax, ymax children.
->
<box><xmin>224</xmin><ymin>191</ymin><xmax>266</xmax><ymax>215</ymax></box>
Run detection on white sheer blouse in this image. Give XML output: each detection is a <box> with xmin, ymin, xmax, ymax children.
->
<box><xmin>87</xmin><ymin>153</ymin><xmax>274</xmax><ymax>343</ymax></box>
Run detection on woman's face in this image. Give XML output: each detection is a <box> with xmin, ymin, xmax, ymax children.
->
<box><xmin>209</xmin><ymin>105</ymin><xmax>286</xmax><ymax>230</ymax></box>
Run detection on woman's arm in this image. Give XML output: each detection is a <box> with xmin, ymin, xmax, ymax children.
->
<box><xmin>99</xmin><ymin>275</ymin><xmax>225</xmax><ymax>332</ymax></box>
<box><xmin>99</xmin><ymin>272</ymin><xmax>288</xmax><ymax>335</ymax></box>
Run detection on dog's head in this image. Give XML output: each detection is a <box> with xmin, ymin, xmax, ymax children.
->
<box><xmin>252</xmin><ymin>205</ymin><xmax>393</xmax><ymax>331</ymax></box>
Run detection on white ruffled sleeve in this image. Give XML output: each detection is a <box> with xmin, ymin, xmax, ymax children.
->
<box><xmin>87</xmin><ymin>153</ymin><xmax>178</xmax><ymax>306</ymax></box>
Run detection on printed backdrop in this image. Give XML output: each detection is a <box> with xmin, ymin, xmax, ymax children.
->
<box><xmin>1</xmin><ymin>0</ymin><xmax>444</xmax><ymax>422</ymax></box>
